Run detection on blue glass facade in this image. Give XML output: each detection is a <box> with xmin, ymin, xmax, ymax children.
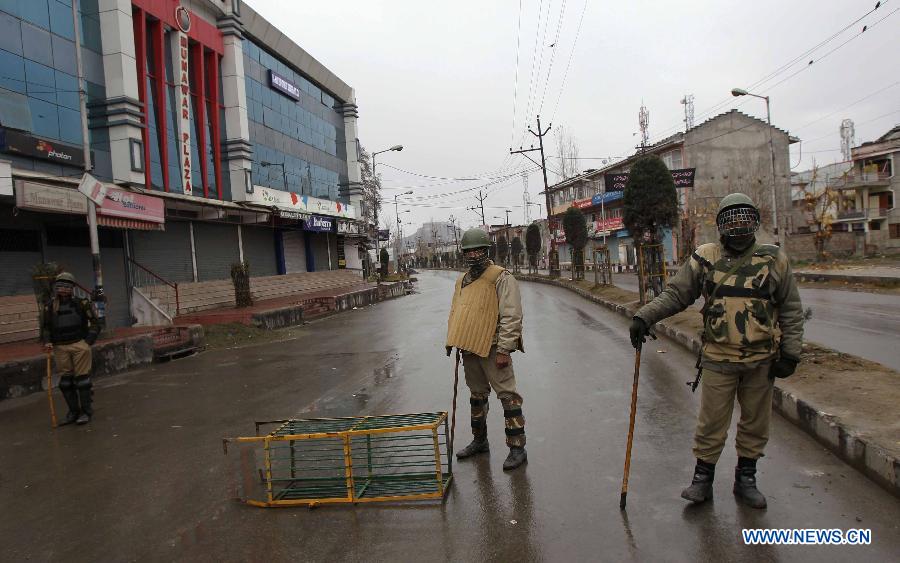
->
<box><xmin>0</xmin><ymin>0</ymin><xmax>105</xmax><ymax>152</ymax></box>
<box><xmin>242</xmin><ymin>38</ymin><xmax>346</xmax><ymax>200</ymax></box>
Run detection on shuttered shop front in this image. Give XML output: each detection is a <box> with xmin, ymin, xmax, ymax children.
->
<box><xmin>241</xmin><ymin>226</ymin><xmax>278</xmax><ymax>276</ymax></box>
<box><xmin>194</xmin><ymin>223</ymin><xmax>240</xmax><ymax>281</ymax></box>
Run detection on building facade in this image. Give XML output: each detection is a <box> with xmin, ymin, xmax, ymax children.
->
<box><xmin>0</xmin><ymin>0</ymin><xmax>365</xmax><ymax>334</ymax></box>
<box><xmin>542</xmin><ymin>110</ymin><xmax>796</xmax><ymax>268</ymax></box>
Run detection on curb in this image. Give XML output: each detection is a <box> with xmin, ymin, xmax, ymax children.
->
<box><xmin>794</xmin><ymin>272</ymin><xmax>899</xmax><ymax>286</ymax></box>
<box><xmin>515</xmin><ymin>273</ymin><xmax>900</xmax><ymax>499</ymax></box>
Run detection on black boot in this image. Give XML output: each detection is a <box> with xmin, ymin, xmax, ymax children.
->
<box><xmin>75</xmin><ymin>376</ymin><xmax>93</xmax><ymax>425</ymax></box>
<box><xmin>58</xmin><ymin>376</ymin><xmax>80</xmax><ymax>424</ymax></box>
<box><xmin>681</xmin><ymin>459</ymin><xmax>715</xmax><ymax>503</ymax></box>
<box><xmin>456</xmin><ymin>438</ymin><xmax>489</xmax><ymax>459</ymax></box>
<box><xmin>733</xmin><ymin>457</ymin><xmax>767</xmax><ymax>509</ymax></box>
<box><xmin>502</xmin><ymin>446</ymin><xmax>527</xmax><ymax>470</ymax></box>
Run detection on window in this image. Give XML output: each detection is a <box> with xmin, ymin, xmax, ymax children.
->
<box><xmin>890</xmin><ymin>224</ymin><xmax>900</xmax><ymax>239</ymax></box>
<box><xmin>19</xmin><ymin>0</ymin><xmax>50</xmax><ymax>30</ymax></box>
<box><xmin>0</xmin><ymin>47</ymin><xmax>26</xmax><ymax>92</ymax></box>
<box><xmin>870</xmin><ymin>221</ymin><xmax>881</xmax><ymax>231</ymax></box>
<box><xmin>48</xmin><ymin>0</ymin><xmax>73</xmax><ymax>40</ymax></box>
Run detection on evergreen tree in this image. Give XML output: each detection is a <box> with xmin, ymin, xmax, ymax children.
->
<box><xmin>496</xmin><ymin>235</ymin><xmax>509</xmax><ymax>265</ymax></box>
<box><xmin>562</xmin><ymin>207</ymin><xmax>588</xmax><ymax>279</ymax></box>
<box><xmin>525</xmin><ymin>223</ymin><xmax>542</xmax><ymax>271</ymax></box>
<box><xmin>379</xmin><ymin>247</ymin><xmax>389</xmax><ymax>276</ymax></box>
<box><xmin>623</xmin><ymin>155</ymin><xmax>678</xmax><ymax>242</ymax></box>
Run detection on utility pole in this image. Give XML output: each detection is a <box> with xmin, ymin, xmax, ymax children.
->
<box><xmin>468</xmin><ymin>190</ymin><xmax>487</xmax><ymax>225</ymax></box>
<box><xmin>510</xmin><ymin>114</ymin><xmax>557</xmax><ymax>276</ymax></box>
<box><xmin>72</xmin><ymin>0</ymin><xmax>105</xmax><ymax>327</ymax></box>
<box><xmin>504</xmin><ymin>209</ymin><xmax>511</xmax><ymax>226</ymax></box>
<box><xmin>448</xmin><ymin>214</ymin><xmax>460</xmax><ymax>252</ymax></box>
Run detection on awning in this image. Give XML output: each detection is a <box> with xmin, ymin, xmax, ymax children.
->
<box><xmin>97</xmin><ymin>215</ymin><xmax>165</xmax><ymax>231</ymax></box>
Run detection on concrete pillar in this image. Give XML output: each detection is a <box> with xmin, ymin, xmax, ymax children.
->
<box><xmin>95</xmin><ymin>0</ymin><xmax>144</xmax><ymax>186</ymax></box>
<box><xmin>338</xmin><ymin>97</ymin><xmax>363</xmax><ymax>213</ymax></box>
<box><xmin>218</xmin><ymin>14</ymin><xmax>253</xmax><ymax>201</ymax></box>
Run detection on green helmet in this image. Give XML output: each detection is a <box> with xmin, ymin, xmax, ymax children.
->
<box><xmin>55</xmin><ymin>272</ymin><xmax>76</xmax><ymax>284</ymax></box>
<box><xmin>460</xmin><ymin>228</ymin><xmax>490</xmax><ymax>250</ymax></box>
<box><xmin>716</xmin><ymin>193</ymin><xmax>757</xmax><ymax>216</ymax></box>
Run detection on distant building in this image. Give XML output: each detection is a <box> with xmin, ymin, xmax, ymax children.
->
<box><xmin>827</xmin><ymin>125</ymin><xmax>899</xmax><ymax>254</ymax></box>
<box><xmin>542</xmin><ymin>109</ymin><xmax>797</xmax><ymax>268</ymax></box>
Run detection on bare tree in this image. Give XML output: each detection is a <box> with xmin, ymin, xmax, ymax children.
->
<box><xmin>555</xmin><ymin>125</ymin><xmax>581</xmax><ymax>181</ymax></box>
<box><xmin>358</xmin><ymin>146</ymin><xmax>381</xmax><ymax>231</ymax></box>
<box><xmin>797</xmin><ymin>164</ymin><xmax>839</xmax><ymax>262</ymax></box>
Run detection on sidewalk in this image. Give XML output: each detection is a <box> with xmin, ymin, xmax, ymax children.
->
<box><xmin>794</xmin><ymin>265</ymin><xmax>900</xmax><ymax>285</ymax></box>
<box><xmin>515</xmin><ymin>273</ymin><xmax>900</xmax><ymax>498</ymax></box>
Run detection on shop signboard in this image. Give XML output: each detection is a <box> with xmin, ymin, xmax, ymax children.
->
<box><xmin>604</xmin><ymin>168</ymin><xmax>696</xmax><ymax>190</ymax></box>
<box><xmin>15</xmin><ymin>181</ymin><xmax>87</xmax><ymax>214</ymax></box>
<box><xmin>592</xmin><ymin>191</ymin><xmax>623</xmax><ymax>206</ymax></box>
<box><xmin>1</xmin><ymin>128</ymin><xmax>87</xmax><ymax>168</ymax></box>
<box><xmin>77</xmin><ymin>173</ymin><xmax>109</xmax><ymax>206</ymax></box>
<box><xmin>337</xmin><ymin>220</ymin><xmax>362</xmax><ymax>235</ymax></box>
<box><xmin>573</xmin><ymin>198</ymin><xmax>593</xmax><ymax>209</ymax></box>
<box><xmin>304</xmin><ymin>214</ymin><xmax>334</xmax><ymax>233</ymax></box>
<box><xmin>269</xmin><ymin>70</ymin><xmax>301</xmax><ymax>101</ymax></box>
<box><xmin>247</xmin><ymin>188</ymin><xmax>357</xmax><ymax>219</ymax></box>
<box><xmin>99</xmin><ymin>187</ymin><xmax>165</xmax><ymax>223</ymax></box>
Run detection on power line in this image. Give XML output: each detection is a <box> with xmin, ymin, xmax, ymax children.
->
<box><xmin>378</xmin><ymin>162</ymin><xmax>532</xmax><ymax>182</ymax></box>
<box><xmin>537</xmin><ymin>0</ymin><xmax>568</xmax><ymax>114</ymax></box>
<box><xmin>548</xmin><ymin>0</ymin><xmax>588</xmax><ymax>123</ymax></box>
<box><xmin>508</xmin><ymin>0</ymin><xmax>525</xmax><ymax>149</ymax></box>
<box><xmin>641</xmin><ymin>0</ymin><xmax>893</xmax><ymax>146</ymax></box>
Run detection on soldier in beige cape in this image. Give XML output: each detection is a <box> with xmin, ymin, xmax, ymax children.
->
<box><xmin>446</xmin><ymin>228</ymin><xmax>527</xmax><ymax>470</ymax></box>
<box><xmin>631</xmin><ymin>193</ymin><xmax>804</xmax><ymax>509</ymax></box>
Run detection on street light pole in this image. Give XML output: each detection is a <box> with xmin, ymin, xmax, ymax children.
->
<box><xmin>731</xmin><ymin>88</ymin><xmax>779</xmax><ymax>244</ymax></box>
<box><xmin>370</xmin><ymin>145</ymin><xmax>403</xmax><ymax>283</ymax></box>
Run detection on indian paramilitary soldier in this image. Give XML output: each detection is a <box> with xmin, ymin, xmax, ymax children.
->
<box><xmin>42</xmin><ymin>272</ymin><xmax>100</xmax><ymax>425</ymax></box>
<box><xmin>446</xmin><ymin>228</ymin><xmax>527</xmax><ymax>470</ymax></box>
<box><xmin>630</xmin><ymin>193</ymin><xmax>804</xmax><ymax>509</ymax></box>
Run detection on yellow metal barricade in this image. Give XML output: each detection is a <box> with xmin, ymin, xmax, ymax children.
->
<box><xmin>223</xmin><ymin>412</ymin><xmax>453</xmax><ymax>507</ymax></box>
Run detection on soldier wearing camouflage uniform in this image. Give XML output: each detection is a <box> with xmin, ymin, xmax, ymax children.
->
<box><xmin>446</xmin><ymin>228</ymin><xmax>528</xmax><ymax>471</ymax></box>
<box><xmin>42</xmin><ymin>272</ymin><xmax>100</xmax><ymax>425</ymax></box>
<box><xmin>630</xmin><ymin>193</ymin><xmax>804</xmax><ymax>509</ymax></box>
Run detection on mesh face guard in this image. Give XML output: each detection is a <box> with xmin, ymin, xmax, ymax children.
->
<box><xmin>717</xmin><ymin>205</ymin><xmax>760</xmax><ymax>237</ymax></box>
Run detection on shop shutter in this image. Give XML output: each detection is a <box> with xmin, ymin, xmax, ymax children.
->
<box><xmin>194</xmin><ymin>223</ymin><xmax>240</xmax><ymax>281</ymax></box>
<box><xmin>129</xmin><ymin>221</ymin><xmax>194</xmax><ymax>283</ymax></box>
<box><xmin>283</xmin><ymin>230</ymin><xmax>307</xmax><ymax>273</ymax></box>
<box><xmin>241</xmin><ymin>226</ymin><xmax>278</xmax><ymax>276</ymax></box>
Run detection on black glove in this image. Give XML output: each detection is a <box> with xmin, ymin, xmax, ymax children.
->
<box><xmin>629</xmin><ymin>317</ymin><xmax>650</xmax><ymax>349</ymax></box>
<box><xmin>446</xmin><ymin>346</ymin><xmax>453</xmax><ymax>357</ymax></box>
<box><xmin>85</xmin><ymin>332</ymin><xmax>99</xmax><ymax>346</ymax></box>
<box><xmin>769</xmin><ymin>356</ymin><xmax>798</xmax><ymax>379</ymax></box>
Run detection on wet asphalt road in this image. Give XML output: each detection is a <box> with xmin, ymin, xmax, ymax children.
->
<box><xmin>1</xmin><ymin>270</ymin><xmax>898</xmax><ymax>562</ymax></box>
<box><xmin>611</xmin><ymin>272</ymin><xmax>900</xmax><ymax>371</ymax></box>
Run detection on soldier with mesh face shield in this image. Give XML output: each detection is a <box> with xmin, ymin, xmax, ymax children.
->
<box><xmin>446</xmin><ymin>228</ymin><xmax>528</xmax><ymax>471</ymax></box>
<box><xmin>629</xmin><ymin>193</ymin><xmax>804</xmax><ymax>509</ymax></box>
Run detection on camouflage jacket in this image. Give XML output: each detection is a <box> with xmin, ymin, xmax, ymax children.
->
<box><xmin>635</xmin><ymin>242</ymin><xmax>804</xmax><ymax>368</ymax></box>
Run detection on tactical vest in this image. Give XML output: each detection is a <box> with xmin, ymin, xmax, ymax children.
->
<box><xmin>50</xmin><ymin>300</ymin><xmax>87</xmax><ymax>344</ymax></box>
<box><xmin>693</xmin><ymin>243</ymin><xmax>780</xmax><ymax>364</ymax></box>
<box><xmin>446</xmin><ymin>265</ymin><xmax>504</xmax><ymax>358</ymax></box>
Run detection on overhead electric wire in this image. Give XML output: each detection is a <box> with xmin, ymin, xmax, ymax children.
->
<box><xmin>548</xmin><ymin>0</ymin><xmax>588</xmax><ymax>123</ymax></box>
<box><xmin>537</xmin><ymin>0</ymin><xmax>568</xmax><ymax>114</ymax></box>
<box><xmin>508</xmin><ymin>0</ymin><xmax>525</xmax><ymax>150</ymax></box>
<box><xmin>640</xmin><ymin>0</ymin><xmax>892</xmax><ymax>147</ymax></box>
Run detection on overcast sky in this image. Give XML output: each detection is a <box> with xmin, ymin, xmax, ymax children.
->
<box><xmin>246</xmin><ymin>0</ymin><xmax>900</xmax><ymax>233</ymax></box>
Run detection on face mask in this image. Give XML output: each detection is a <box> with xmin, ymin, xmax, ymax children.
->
<box><xmin>465</xmin><ymin>250</ymin><xmax>489</xmax><ymax>273</ymax></box>
<box><xmin>722</xmin><ymin>233</ymin><xmax>755</xmax><ymax>252</ymax></box>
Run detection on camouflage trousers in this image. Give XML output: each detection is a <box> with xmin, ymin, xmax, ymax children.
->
<box><xmin>693</xmin><ymin>363</ymin><xmax>774</xmax><ymax>464</ymax></box>
<box><xmin>462</xmin><ymin>347</ymin><xmax>526</xmax><ymax>448</ymax></box>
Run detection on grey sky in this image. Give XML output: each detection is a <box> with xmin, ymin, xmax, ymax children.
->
<box><xmin>246</xmin><ymin>0</ymin><xmax>900</xmax><ymax>233</ymax></box>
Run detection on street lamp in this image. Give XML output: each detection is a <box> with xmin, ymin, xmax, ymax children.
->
<box><xmin>371</xmin><ymin>145</ymin><xmax>404</xmax><ymax>282</ymax></box>
<box><xmin>731</xmin><ymin>87</ymin><xmax>779</xmax><ymax>244</ymax></box>
<box><xmin>260</xmin><ymin>161</ymin><xmax>288</xmax><ymax>192</ymax></box>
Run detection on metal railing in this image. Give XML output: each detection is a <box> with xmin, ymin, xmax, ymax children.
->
<box><xmin>837</xmin><ymin>207</ymin><xmax>891</xmax><ymax>220</ymax></box>
<box><xmin>826</xmin><ymin>171</ymin><xmax>892</xmax><ymax>189</ymax></box>
<box><xmin>127</xmin><ymin>258</ymin><xmax>180</xmax><ymax>316</ymax></box>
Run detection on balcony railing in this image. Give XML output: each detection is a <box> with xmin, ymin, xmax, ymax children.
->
<box><xmin>826</xmin><ymin>172</ymin><xmax>892</xmax><ymax>189</ymax></box>
<box><xmin>836</xmin><ymin>208</ymin><xmax>890</xmax><ymax>220</ymax></box>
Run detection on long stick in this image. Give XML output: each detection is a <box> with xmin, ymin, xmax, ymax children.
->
<box><xmin>46</xmin><ymin>350</ymin><xmax>57</xmax><ymax>429</ymax></box>
<box><xmin>620</xmin><ymin>348</ymin><xmax>641</xmax><ymax>509</ymax></box>
<box><xmin>449</xmin><ymin>349</ymin><xmax>461</xmax><ymax>475</ymax></box>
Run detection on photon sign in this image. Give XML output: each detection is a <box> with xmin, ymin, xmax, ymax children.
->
<box><xmin>269</xmin><ymin>70</ymin><xmax>301</xmax><ymax>101</ymax></box>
